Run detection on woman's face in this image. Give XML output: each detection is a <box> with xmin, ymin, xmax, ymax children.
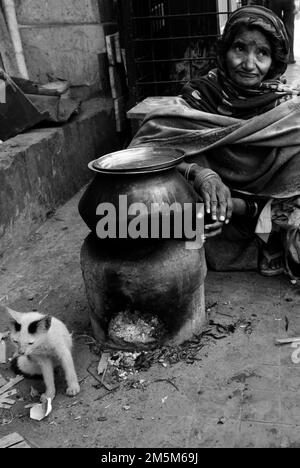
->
<box><xmin>226</xmin><ymin>27</ymin><xmax>272</xmax><ymax>88</ymax></box>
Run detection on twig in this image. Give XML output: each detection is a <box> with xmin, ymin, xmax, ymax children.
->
<box><xmin>38</xmin><ymin>290</ymin><xmax>51</xmax><ymax>306</ymax></box>
<box><xmin>275</xmin><ymin>337</ymin><xmax>300</xmax><ymax>345</ymax></box>
<box><xmin>153</xmin><ymin>378</ymin><xmax>179</xmax><ymax>392</ymax></box>
<box><xmin>285</xmin><ymin>316</ymin><xmax>289</xmax><ymax>332</ymax></box>
<box><xmin>216</xmin><ymin>311</ymin><xmax>235</xmax><ymax>318</ymax></box>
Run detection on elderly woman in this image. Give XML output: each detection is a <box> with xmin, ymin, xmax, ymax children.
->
<box><xmin>130</xmin><ymin>6</ymin><xmax>300</xmax><ymax>281</ymax></box>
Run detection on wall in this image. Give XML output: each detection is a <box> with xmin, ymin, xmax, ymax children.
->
<box><xmin>15</xmin><ymin>0</ymin><xmax>117</xmax><ymax>92</ymax></box>
<box><xmin>0</xmin><ymin>97</ymin><xmax>118</xmax><ymax>255</ymax></box>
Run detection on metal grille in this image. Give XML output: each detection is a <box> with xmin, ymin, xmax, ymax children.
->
<box><xmin>119</xmin><ymin>0</ymin><xmax>241</xmax><ymax>105</ymax></box>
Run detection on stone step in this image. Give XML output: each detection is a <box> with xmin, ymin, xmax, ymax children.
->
<box><xmin>0</xmin><ymin>97</ymin><xmax>118</xmax><ymax>256</ymax></box>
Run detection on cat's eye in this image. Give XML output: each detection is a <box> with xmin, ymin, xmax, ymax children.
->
<box><xmin>14</xmin><ymin>322</ymin><xmax>21</xmax><ymax>332</ymax></box>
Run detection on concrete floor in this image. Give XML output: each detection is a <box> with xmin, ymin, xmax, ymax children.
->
<box><xmin>0</xmin><ymin>22</ymin><xmax>300</xmax><ymax>448</ymax></box>
<box><xmin>0</xmin><ymin>187</ymin><xmax>299</xmax><ymax>448</ymax></box>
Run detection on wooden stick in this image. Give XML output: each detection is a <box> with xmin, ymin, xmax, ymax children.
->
<box><xmin>0</xmin><ymin>389</ymin><xmax>17</xmax><ymax>399</ymax></box>
<box><xmin>0</xmin><ymin>375</ymin><xmax>23</xmax><ymax>396</ymax></box>
<box><xmin>0</xmin><ymin>433</ymin><xmax>24</xmax><ymax>448</ymax></box>
<box><xmin>0</xmin><ymin>374</ymin><xmax>7</xmax><ymax>387</ymax></box>
<box><xmin>275</xmin><ymin>337</ymin><xmax>300</xmax><ymax>345</ymax></box>
<box><xmin>0</xmin><ymin>398</ymin><xmax>16</xmax><ymax>405</ymax></box>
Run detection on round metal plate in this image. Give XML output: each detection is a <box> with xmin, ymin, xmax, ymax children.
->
<box><xmin>88</xmin><ymin>147</ymin><xmax>185</xmax><ymax>174</ymax></box>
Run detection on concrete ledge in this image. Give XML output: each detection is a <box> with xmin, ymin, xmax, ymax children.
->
<box><xmin>0</xmin><ymin>97</ymin><xmax>118</xmax><ymax>255</ymax></box>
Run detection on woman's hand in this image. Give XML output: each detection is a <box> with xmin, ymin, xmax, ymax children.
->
<box><xmin>178</xmin><ymin>162</ymin><xmax>233</xmax><ymax>238</ymax></box>
<box><xmin>193</xmin><ymin>172</ymin><xmax>233</xmax><ymax>225</ymax></box>
<box><xmin>204</xmin><ymin>220</ymin><xmax>224</xmax><ymax>238</ymax></box>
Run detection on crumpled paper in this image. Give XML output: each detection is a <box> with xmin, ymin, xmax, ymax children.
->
<box><xmin>29</xmin><ymin>398</ymin><xmax>52</xmax><ymax>421</ymax></box>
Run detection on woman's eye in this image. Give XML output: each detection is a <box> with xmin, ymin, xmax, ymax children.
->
<box><xmin>258</xmin><ymin>49</ymin><xmax>270</xmax><ymax>57</ymax></box>
<box><xmin>235</xmin><ymin>45</ymin><xmax>244</xmax><ymax>52</ymax></box>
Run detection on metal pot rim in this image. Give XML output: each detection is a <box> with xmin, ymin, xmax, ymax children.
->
<box><xmin>88</xmin><ymin>146</ymin><xmax>186</xmax><ymax>174</ymax></box>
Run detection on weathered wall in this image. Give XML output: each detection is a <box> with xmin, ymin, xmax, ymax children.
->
<box><xmin>15</xmin><ymin>0</ymin><xmax>116</xmax><ymax>89</ymax></box>
<box><xmin>0</xmin><ymin>98</ymin><xmax>118</xmax><ymax>255</ymax></box>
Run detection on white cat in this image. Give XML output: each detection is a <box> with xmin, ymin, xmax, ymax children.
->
<box><xmin>1</xmin><ymin>305</ymin><xmax>80</xmax><ymax>402</ymax></box>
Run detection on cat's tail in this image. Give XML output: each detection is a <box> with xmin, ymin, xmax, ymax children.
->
<box><xmin>11</xmin><ymin>356</ymin><xmax>42</xmax><ymax>378</ymax></box>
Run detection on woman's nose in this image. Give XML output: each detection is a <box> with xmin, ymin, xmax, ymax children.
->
<box><xmin>243</xmin><ymin>53</ymin><xmax>256</xmax><ymax>70</ymax></box>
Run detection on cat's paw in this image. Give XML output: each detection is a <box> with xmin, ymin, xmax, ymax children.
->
<box><xmin>66</xmin><ymin>382</ymin><xmax>80</xmax><ymax>397</ymax></box>
<box><xmin>40</xmin><ymin>391</ymin><xmax>55</xmax><ymax>403</ymax></box>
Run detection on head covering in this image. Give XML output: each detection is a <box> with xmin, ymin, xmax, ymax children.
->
<box><xmin>181</xmin><ymin>6</ymin><xmax>294</xmax><ymax>119</ymax></box>
<box><xmin>218</xmin><ymin>5</ymin><xmax>290</xmax><ymax>80</ymax></box>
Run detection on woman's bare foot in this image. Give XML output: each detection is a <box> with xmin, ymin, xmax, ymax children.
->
<box><xmin>259</xmin><ymin>232</ymin><xmax>284</xmax><ymax>277</ymax></box>
<box><xmin>259</xmin><ymin>249</ymin><xmax>284</xmax><ymax>276</ymax></box>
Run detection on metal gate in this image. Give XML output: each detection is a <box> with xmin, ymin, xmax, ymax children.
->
<box><xmin>118</xmin><ymin>0</ymin><xmax>242</xmax><ymax>105</ymax></box>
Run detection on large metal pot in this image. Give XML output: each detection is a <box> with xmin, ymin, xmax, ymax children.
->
<box><xmin>78</xmin><ymin>147</ymin><xmax>199</xmax><ymax>241</ymax></box>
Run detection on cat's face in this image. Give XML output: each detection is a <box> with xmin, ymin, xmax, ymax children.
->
<box><xmin>5</xmin><ymin>307</ymin><xmax>52</xmax><ymax>356</ymax></box>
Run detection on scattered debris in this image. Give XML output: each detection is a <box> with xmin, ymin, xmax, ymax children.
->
<box><xmin>275</xmin><ymin>337</ymin><xmax>300</xmax><ymax>345</ymax></box>
<box><xmin>153</xmin><ymin>378</ymin><xmax>179</xmax><ymax>392</ymax></box>
<box><xmin>291</xmin><ymin>342</ymin><xmax>300</xmax><ymax>364</ymax></box>
<box><xmin>0</xmin><ymin>332</ymin><xmax>9</xmax><ymax>364</ymax></box>
<box><xmin>29</xmin><ymin>398</ymin><xmax>52</xmax><ymax>421</ymax></box>
<box><xmin>97</xmin><ymin>352</ymin><xmax>110</xmax><ymax>376</ymax></box>
<box><xmin>87</xmin><ymin>362</ymin><xmax>120</xmax><ymax>394</ymax></box>
<box><xmin>209</xmin><ymin>320</ymin><xmax>236</xmax><ymax>336</ymax></box>
<box><xmin>0</xmin><ymin>432</ymin><xmax>31</xmax><ymax>448</ymax></box>
<box><xmin>30</xmin><ymin>387</ymin><xmax>39</xmax><ymax>399</ymax></box>
<box><xmin>0</xmin><ymin>388</ymin><xmax>17</xmax><ymax>409</ymax></box>
<box><xmin>0</xmin><ymin>375</ymin><xmax>24</xmax><ymax>394</ymax></box>
<box><xmin>238</xmin><ymin>320</ymin><xmax>253</xmax><ymax>335</ymax></box>
<box><xmin>0</xmin><ymin>374</ymin><xmax>7</xmax><ymax>387</ymax></box>
<box><xmin>285</xmin><ymin>316</ymin><xmax>289</xmax><ymax>332</ymax></box>
<box><xmin>38</xmin><ymin>289</ymin><xmax>52</xmax><ymax>306</ymax></box>
<box><xmin>217</xmin><ymin>417</ymin><xmax>226</xmax><ymax>425</ymax></box>
<box><xmin>206</xmin><ymin>301</ymin><xmax>218</xmax><ymax>314</ymax></box>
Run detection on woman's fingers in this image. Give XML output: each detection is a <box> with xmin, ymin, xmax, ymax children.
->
<box><xmin>225</xmin><ymin>194</ymin><xmax>233</xmax><ymax>224</ymax></box>
<box><xmin>204</xmin><ymin>220</ymin><xmax>223</xmax><ymax>238</ymax></box>
<box><xmin>202</xmin><ymin>180</ymin><xmax>218</xmax><ymax>220</ymax></box>
<box><xmin>203</xmin><ymin>191</ymin><xmax>211</xmax><ymax>216</ymax></box>
<box><xmin>213</xmin><ymin>183</ymin><xmax>232</xmax><ymax>223</ymax></box>
<box><xmin>194</xmin><ymin>174</ymin><xmax>233</xmax><ymax>224</ymax></box>
<box><xmin>217</xmin><ymin>194</ymin><xmax>227</xmax><ymax>222</ymax></box>
<box><xmin>221</xmin><ymin>187</ymin><xmax>233</xmax><ymax>224</ymax></box>
<box><xmin>210</xmin><ymin>191</ymin><xmax>218</xmax><ymax>221</ymax></box>
<box><xmin>205</xmin><ymin>228</ymin><xmax>223</xmax><ymax>238</ymax></box>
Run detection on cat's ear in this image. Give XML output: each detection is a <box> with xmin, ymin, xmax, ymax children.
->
<box><xmin>1</xmin><ymin>306</ymin><xmax>22</xmax><ymax>324</ymax></box>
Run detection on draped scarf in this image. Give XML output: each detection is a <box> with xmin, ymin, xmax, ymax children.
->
<box><xmin>181</xmin><ymin>5</ymin><xmax>295</xmax><ymax>119</ymax></box>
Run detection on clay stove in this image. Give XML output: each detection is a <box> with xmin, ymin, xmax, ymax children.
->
<box><xmin>79</xmin><ymin>147</ymin><xmax>207</xmax><ymax>350</ymax></box>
